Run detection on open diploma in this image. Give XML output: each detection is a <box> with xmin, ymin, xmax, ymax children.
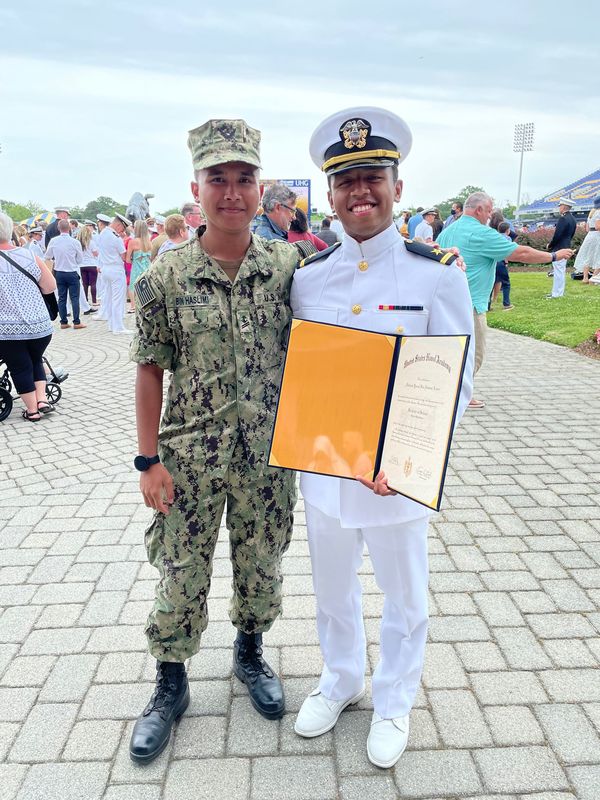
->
<box><xmin>269</xmin><ymin>319</ymin><xmax>470</xmax><ymax>511</ymax></box>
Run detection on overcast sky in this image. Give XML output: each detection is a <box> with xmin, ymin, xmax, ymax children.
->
<box><xmin>2</xmin><ymin>1</ymin><xmax>599</xmax><ymax>215</ymax></box>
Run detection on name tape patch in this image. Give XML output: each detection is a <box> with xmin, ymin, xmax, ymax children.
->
<box><xmin>175</xmin><ymin>294</ymin><xmax>212</xmax><ymax>307</ymax></box>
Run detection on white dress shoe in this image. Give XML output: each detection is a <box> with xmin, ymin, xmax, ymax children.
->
<box><xmin>294</xmin><ymin>687</ymin><xmax>365</xmax><ymax>738</ymax></box>
<box><xmin>367</xmin><ymin>712</ymin><xmax>409</xmax><ymax>768</ymax></box>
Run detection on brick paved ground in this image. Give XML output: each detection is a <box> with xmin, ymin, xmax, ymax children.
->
<box><xmin>1</xmin><ymin>318</ymin><xmax>599</xmax><ymax>800</ymax></box>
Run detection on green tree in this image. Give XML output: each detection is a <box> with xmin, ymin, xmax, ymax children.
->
<box><xmin>69</xmin><ymin>205</ymin><xmax>87</xmax><ymax>220</ymax></box>
<box><xmin>159</xmin><ymin>207</ymin><xmax>180</xmax><ymax>217</ymax></box>
<box><xmin>455</xmin><ymin>185</ymin><xmax>485</xmax><ymax>203</ymax></box>
<box><xmin>82</xmin><ymin>196</ymin><xmax>127</xmax><ymax>219</ymax></box>
<box><xmin>431</xmin><ymin>185</ymin><xmax>487</xmax><ymax>220</ymax></box>
<box><xmin>0</xmin><ymin>199</ymin><xmax>45</xmax><ymax>223</ymax></box>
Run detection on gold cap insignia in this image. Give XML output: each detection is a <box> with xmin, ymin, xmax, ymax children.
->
<box><xmin>340</xmin><ymin>118</ymin><xmax>370</xmax><ymax>151</ymax></box>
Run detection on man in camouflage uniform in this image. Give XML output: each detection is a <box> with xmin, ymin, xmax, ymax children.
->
<box><xmin>129</xmin><ymin>119</ymin><xmax>298</xmax><ymax>764</ymax></box>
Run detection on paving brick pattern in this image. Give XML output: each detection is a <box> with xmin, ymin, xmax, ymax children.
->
<box><xmin>1</xmin><ymin>321</ymin><xmax>599</xmax><ymax>799</ymax></box>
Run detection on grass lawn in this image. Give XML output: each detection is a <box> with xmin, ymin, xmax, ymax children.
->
<box><xmin>487</xmin><ymin>272</ymin><xmax>600</xmax><ymax>348</ymax></box>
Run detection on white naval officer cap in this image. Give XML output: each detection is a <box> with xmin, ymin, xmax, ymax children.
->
<box><xmin>113</xmin><ymin>213</ymin><xmax>130</xmax><ymax>227</ymax></box>
<box><xmin>54</xmin><ymin>205</ymin><xmax>70</xmax><ymax>213</ymax></box>
<box><xmin>558</xmin><ymin>196</ymin><xmax>575</xmax><ymax>207</ymax></box>
<box><xmin>309</xmin><ymin>106</ymin><xmax>413</xmax><ymax>176</ymax></box>
<box><xmin>96</xmin><ymin>214</ymin><xmax>112</xmax><ymax>223</ymax></box>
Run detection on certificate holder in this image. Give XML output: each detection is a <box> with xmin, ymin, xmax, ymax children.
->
<box><xmin>268</xmin><ymin>319</ymin><xmax>470</xmax><ymax>511</ymax></box>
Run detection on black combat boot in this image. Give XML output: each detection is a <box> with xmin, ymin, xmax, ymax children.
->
<box><xmin>233</xmin><ymin>631</ymin><xmax>285</xmax><ymax>720</ymax></box>
<box><xmin>129</xmin><ymin>661</ymin><xmax>190</xmax><ymax>763</ymax></box>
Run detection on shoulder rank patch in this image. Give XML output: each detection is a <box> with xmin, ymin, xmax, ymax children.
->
<box><xmin>404</xmin><ymin>239</ymin><xmax>456</xmax><ymax>265</ymax></box>
<box><xmin>298</xmin><ymin>241</ymin><xmax>342</xmax><ymax>269</ymax></box>
<box><xmin>293</xmin><ymin>240</ymin><xmax>318</xmax><ymax>261</ymax></box>
<box><xmin>135</xmin><ymin>275</ymin><xmax>157</xmax><ymax>308</ymax></box>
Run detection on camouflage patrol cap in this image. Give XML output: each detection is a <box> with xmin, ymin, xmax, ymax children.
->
<box><xmin>187</xmin><ymin>119</ymin><xmax>261</xmax><ymax>171</ymax></box>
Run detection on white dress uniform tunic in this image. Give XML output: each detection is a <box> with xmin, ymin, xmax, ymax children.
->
<box><xmin>27</xmin><ymin>239</ymin><xmax>45</xmax><ymax>260</ymax></box>
<box><xmin>291</xmin><ymin>223</ymin><xmax>474</xmax><ymax>718</ymax></box>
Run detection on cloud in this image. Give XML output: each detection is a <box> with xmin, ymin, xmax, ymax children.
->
<box><xmin>1</xmin><ymin>1</ymin><xmax>598</xmax><ymax>212</ymax></box>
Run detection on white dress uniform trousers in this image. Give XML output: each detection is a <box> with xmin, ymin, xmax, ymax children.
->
<box><xmin>291</xmin><ymin>223</ymin><xmax>474</xmax><ymax>718</ymax></box>
<box><xmin>101</xmin><ymin>265</ymin><xmax>127</xmax><ymax>332</ymax></box>
<box><xmin>306</xmin><ymin>503</ymin><xmax>429</xmax><ymax>718</ymax></box>
<box><xmin>551</xmin><ymin>258</ymin><xmax>567</xmax><ymax>297</ymax></box>
<box><xmin>95</xmin><ymin>270</ymin><xmax>106</xmax><ymax>317</ymax></box>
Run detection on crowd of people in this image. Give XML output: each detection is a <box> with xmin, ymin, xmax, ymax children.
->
<box><xmin>0</xmin><ymin>202</ymin><xmax>208</xmax><ymax>420</ymax></box>
<box><xmin>2</xmin><ymin>175</ymin><xmax>599</xmax><ymax>428</ymax></box>
<box><xmin>396</xmin><ymin>195</ymin><xmax>600</xmax><ymax>304</ymax></box>
<box><xmin>8</xmin><ymin>203</ymin><xmax>210</xmax><ymax>325</ymax></box>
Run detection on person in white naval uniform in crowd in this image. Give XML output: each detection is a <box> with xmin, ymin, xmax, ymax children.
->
<box><xmin>291</xmin><ymin>107</ymin><xmax>474</xmax><ymax>769</ymax></box>
<box><xmin>97</xmin><ymin>213</ymin><xmax>130</xmax><ymax>334</ymax></box>
<box><xmin>94</xmin><ymin>215</ymin><xmax>111</xmax><ymax>317</ymax></box>
<box><xmin>26</xmin><ymin>227</ymin><xmax>45</xmax><ymax>260</ymax></box>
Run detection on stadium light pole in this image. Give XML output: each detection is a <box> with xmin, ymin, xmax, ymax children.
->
<box><xmin>513</xmin><ymin>122</ymin><xmax>534</xmax><ymax>216</ymax></box>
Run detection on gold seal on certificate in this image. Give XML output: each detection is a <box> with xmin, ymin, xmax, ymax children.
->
<box><xmin>269</xmin><ymin>319</ymin><xmax>470</xmax><ymax>511</ymax></box>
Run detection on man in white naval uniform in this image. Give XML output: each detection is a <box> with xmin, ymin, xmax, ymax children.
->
<box><xmin>291</xmin><ymin>107</ymin><xmax>474</xmax><ymax>769</ymax></box>
<box><xmin>96</xmin><ymin>213</ymin><xmax>129</xmax><ymax>334</ymax></box>
<box><xmin>94</xmin><ymin>215</ymin><xmax>112</xmax><ymax>319</ymax></box>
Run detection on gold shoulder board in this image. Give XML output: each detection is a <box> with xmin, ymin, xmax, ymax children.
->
<box><xmin>298</xmin><ymin>241</ymin><xmax>342</xmax><ymax>269</ymax></box>
<box><xmin>404</xmin><ymin>239</ymin><xmax>456</xmax><ymax>265</ymax></box>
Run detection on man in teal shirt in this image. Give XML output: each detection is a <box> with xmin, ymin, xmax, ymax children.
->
<box><xmin>438</xmin><ymin>191</ymin><xmax>573</xmax><ymax>408</ymax></box>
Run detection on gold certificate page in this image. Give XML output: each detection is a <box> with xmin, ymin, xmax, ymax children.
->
<box><xmin>269</xmin><ymin>320</ymin><xmax>395</xmax><ymax>479</ymax></box>
<box><xmin>379</xmin><ymin>335</ymin><xmax>468</xmax><ymax>509</ymax></box>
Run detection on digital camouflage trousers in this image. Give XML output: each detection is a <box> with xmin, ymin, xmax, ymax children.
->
<box><xmin>144</xmin><ymin>438</ymin><xmax>296</xmax><ymax>662</ymax></box>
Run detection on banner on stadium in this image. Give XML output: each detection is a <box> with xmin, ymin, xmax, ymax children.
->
<box><xmin>519</xmin><ymin>167</ymin><xmax>600</xmax><ymax>214</ymax></box>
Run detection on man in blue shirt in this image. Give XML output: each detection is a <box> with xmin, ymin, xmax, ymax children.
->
<box><xmin>407</xmin><ymin>207</ymin><xmax>423</xmax><ymax>238</ymax></box>
<box><xmin>438</xmin><ymin>191</ymin><xmax>573</xmax><ymax>408</ymax></box>
<box><xmin>254</xmin><ymin>183</ymin><xmax>297</xmax><ymax>241</ymax></box>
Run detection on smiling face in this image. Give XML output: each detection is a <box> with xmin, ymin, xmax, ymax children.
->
<box><xmin>327</xmin><ymin>167</ymin><xmax>402</xmax><ymax>242</ymax></box>
<box><xmin>191</xmin><ymin>162</ymin><xmax>260</xmax><ymax>234</ymax></box>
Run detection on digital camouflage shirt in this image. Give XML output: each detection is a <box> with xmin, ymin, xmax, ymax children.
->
<box><xmin>130</xmin><ymin>233</ymin><xmax>298</xmax><ymax>478</ymax></box>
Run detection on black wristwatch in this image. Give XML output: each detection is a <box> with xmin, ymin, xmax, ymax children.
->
<box><xmin>134</xmin><ymin>454</ymin><xmax>160</xmax><ymax>472</ymax></box>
